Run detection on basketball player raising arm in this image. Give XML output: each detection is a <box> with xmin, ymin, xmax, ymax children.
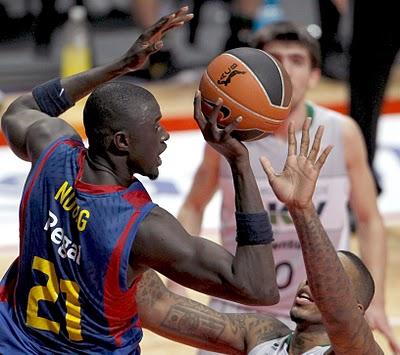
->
<box><xmin>137</xmin><ymin>120</ymin><xmax>383</xmax><ymax>355</ymax></box>
<box><xmin>2</xmin><ymin>6</ymin><xmax>277</xmax><ymax>310</ymax></box>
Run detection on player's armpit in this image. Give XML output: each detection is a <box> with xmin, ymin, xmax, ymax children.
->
<box><xmin>137</xmin><ymin>270</ymin><xmax>245</xmax><ymax>355</ymax></box>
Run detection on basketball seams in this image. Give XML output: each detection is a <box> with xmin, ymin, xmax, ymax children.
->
<box><xmin>218</xmin><ymin>53</ymin><xmax>287</xmax><ymax>109</ymax></box>
<box><xmin>256</xmin><ymin>49</ymin><xmax>286</xmax><ymax>107</ymax></box>
<box><xmin>203</xmin><ymin>70</ymin><xmax>284</xmax><ymax>125</ymax></box>
<box><xmin>221</xmin><ymin>53</ymin><xmax>274</xmax><ymax>108</ymax></box>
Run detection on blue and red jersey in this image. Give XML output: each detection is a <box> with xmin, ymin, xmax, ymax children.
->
<box><xmin>0</xmin><ymin>137</ymin><xmax>156</xmax><ymax>354</ymax></box>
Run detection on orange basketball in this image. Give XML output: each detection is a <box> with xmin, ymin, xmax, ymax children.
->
<box><xmin>199</xmin><ymin>47</ymin><xmax>292</xmax><ymax>141</ymax></box>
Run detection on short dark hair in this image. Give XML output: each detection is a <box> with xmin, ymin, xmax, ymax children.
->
<box><xmin>83</xmin><ymin>82</ymin><xmax>158</xmax><ymax>151</ymax></box>
<box><xmin>338</xmin><ymin>250</ymin><xmax>375</xmax><ymax>309</ymax></box>
<box><xmin>251</xmin><ymin>21</ymin><xmax>321</xmax><ymax>69</ymax></box>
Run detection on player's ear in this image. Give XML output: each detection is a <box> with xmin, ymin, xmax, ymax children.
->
<box><xmin>308</xmin><ymin>67</ymin><xmax>321</xmax><ymax>89</ymax></box>
<box><xmin>113</xmin><ymin>131</ymin><xmax>130</xmax><ymax>153</ymax></box>
<box><xmin>357</xmin><ymin>302</ymin><xmax>365</xmax><ymax>314</ymax></box>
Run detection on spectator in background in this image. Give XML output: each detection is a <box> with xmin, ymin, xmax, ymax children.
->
<box><xmin>317</xmin><ymin>0</ymin><xmax>347</xmax><ymax>80</ymax></box>
<box><xmin>130</xmin><ymin>0</ymin><xmax>281</xmax><ymax>79</ymax></box>
<box><xmin>349</xmin><ymin>0</ymin><xmax>400</xmax><ymax>195</ymax></box>
<box><xmin>32</xmin><ymin>0</ymin><xmax>59</xmax><ymax>54</ymax></box>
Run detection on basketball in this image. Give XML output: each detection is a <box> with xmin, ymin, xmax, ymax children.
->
<box><xmin>199</xmin><ymin>47</ymin><xmax>292</xmax><ymax>141</ymax></box>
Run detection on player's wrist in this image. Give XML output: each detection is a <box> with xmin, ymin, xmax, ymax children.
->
<box><xmin>32</xmin><ymin>78</ymin><xmax>75</xmax><ymax>117</ymax></box>
<box><xmin>235</xmin><ymin>211</ymin><xmax>274</xmax><ymax>246</ymax></box>
<box><xmin>228</xmin><ymin>155</ymin><xmax>251</xmax><ymax>172</ymax></box>
<box><xmin>288</xmin><ymin>202</ymin><xmax>315</xmax><ymax>216</ymax></box>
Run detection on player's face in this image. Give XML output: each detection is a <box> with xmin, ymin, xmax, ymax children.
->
<box><xmin>290</xmin><ymin>255</ymin><xmax>358</xmax><ymax>325</ymax></box>
<box><xmin>128</xmin><ymin>108</ymin><xmax>169</xmax><ymax>180</ymax></box>
<box><xmin>262</xmin><ymin>41</ymin><xmax>320</xmax><ymax>109</ymax></box>
<box><xmin>289</xmin><ymin>280</ymin><xmax>322</xmax><ymax>325</ymax></box>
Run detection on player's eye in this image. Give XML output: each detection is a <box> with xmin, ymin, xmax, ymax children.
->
<box><xmin>291</xmin><ymin>56</ymin><xmax>306</xmax><ymax>66</ymax></box>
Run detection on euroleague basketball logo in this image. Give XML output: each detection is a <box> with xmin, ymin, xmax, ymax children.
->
<box><xmin>217</xmin><ymin>63</ymin><xmax>246</xmax><ymax>86</ymax></box>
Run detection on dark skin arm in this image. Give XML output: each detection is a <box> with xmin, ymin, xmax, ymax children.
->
<box><xmin>137</xmin><ymin>270</ymin><xmax>290</xmax><ymax>354</ymax></box>
<box><xmin>261</xmin><ymin>119</ymin><xmax>383</xmax><ymax>355</ymax></box>
<box><xmin>1</xmin><ymin>7</ymin><xmax>193</xmax><ymax>164</ymax></box>
<box><xmin>132</xmin><ymin>95</ymin><xmax>279</xmax><ymax>306</ymax></box>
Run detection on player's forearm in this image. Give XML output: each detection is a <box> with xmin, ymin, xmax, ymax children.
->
<box><xmin>230</xmin><ymin>159</ymin><xmax>264</xmax><ymax>213</ymax></box>
<box><xmin>228</xmin><ymin>160</ymin><xmax>278</xmax><ymax>304</ymax></box>
<box><xmin>60</xmin><ymin>59</ymin><xmax>128</xmax><ymax>104</ymax></box>
<box><xmin>230</xmin><ymin>244</ymin><xmax>279</xmax><ymax>305</ymax></box>
<box><xmin>288</xmin><ymin>205</ymin><xmax>359</xmax><ymax>321</ymax></box>
<box><xmin>289</xmin><ymin>204</ymin><xmax>382</xmax><ymax>353</ymax></box>
<box><xmin>137</xmin><ymin>271</ymin><xmax>245</xmax><ymax>355</ymax></box>
<box><xmin>3</xmin><ymin>60</ymin><xmax>128</xmax><ymax>119</ymax></box>
<box><xmin>147</xmin><ymin>294</ymin><xmax>244</xmax><ymax>355</ymax></box>
<box><xmin>357</xmin><ymin>218</ymin><xmax>387</xmax><ymax>306</ymax></box>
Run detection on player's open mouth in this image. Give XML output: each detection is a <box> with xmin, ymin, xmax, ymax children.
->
<box><xmin>295</xmin><ymin>291</ymin><xmax>314</xmax><ymax>305</ymax></box>
<box><xmin>157</xmin><ymin>144</ymin><xmax>167</xmax><ymax>166</ymax></box>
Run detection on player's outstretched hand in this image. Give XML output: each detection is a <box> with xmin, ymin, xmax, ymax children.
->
<box><xmin>194</xmin><ymin>91</ymin><xmax>249</xmax><ymax>165</ymax></box>
<box><xmin>260</xmin><ymin>118</ymin><xmax>333</xmax><ymax>209</ymax></box>
<box><xmin>121</xmin><ymin>6</ymin><xmax>193</xmax><ymax>71</ymax></box>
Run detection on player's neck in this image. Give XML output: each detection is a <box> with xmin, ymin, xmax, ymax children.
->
<box><xmin>82</xmin><ymin>150</ymin><xmax>133</xmax><ymax>187</ymax></box>
<box><xmin>289</xmin><ymin>325</ymin><xmax>330</xmax><ymax>354</ymax></box>
<box><xmin>274</xmin><ymin>101</ymin><xmax>308</xmax><ymax>140</ymax></box>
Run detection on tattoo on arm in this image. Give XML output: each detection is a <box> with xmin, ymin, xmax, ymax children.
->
<box><xmin>137</xmin><ymin>271</ymin><xmax>289</xmax><ymax>354</ymax></box>
<box><xmin>137</xmin><ymin>271</ymin><xmax>242</xmax><ymax>353</ymax></box>
<box><xmin>289</xmin><ymin>207</ymin><xmax>382</xmax><ymax>354</ymax></box>
<box><xmin>136</xmin><ymin>270</ymin><xmax>165</xmax><ymax>308</ymax></box>
<box><xmin>161</xmin><ymin>302</ymin><xmax>226</xmax><ymax>343</ymax></box>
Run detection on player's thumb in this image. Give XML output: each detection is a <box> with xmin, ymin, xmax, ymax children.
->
<box><xmin>260</xmin><ymin>156</ymin><xmax>275</xmax><ymax>182</ymax></box>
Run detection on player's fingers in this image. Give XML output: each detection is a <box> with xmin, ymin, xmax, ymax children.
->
<box><xmin>141</xmin><ymin>15</ymin><xmax>171</xmax><ymax>41</ymax></box>
<box><xmin>260</xmin><ymin>156</ymin><xmax>277</xmax><ymax>183</ymax></box>
<box><xmin>193</xmin><ymin>91</ymin><xmax>206</xmax><ymax>129</ymax></box>
<box><xmin>287</xmin><ymin>121</ymin><xmax>297</xmax><ymax>156</ymax></box>
<box><xmin>167</xmin><ymin>12</ymin><xmax>193</xmax><ymax>26</ymax></box>
<box><xmin>158</xmin><ymin>7</ymin><xmax>192</xmax><ymax>33</ymax></box>
<box><xmin>209</xmin><ymin>98</ymin><xmax>223</xmax><ymax>128</ymax></box>
<box><xmin>142</xmin><ymin>40</ymin><xmax>163</xmax><ymax>55</ymax></box>
<box><xmin>299</xmin><ymin>117</ymin><xmax>311</xmax><ymax>156</ymax></box>
<box><xmin>142</xmin><ymin>6</ymin><xmax>189</xmax><ymax>40</ymax></box>
<box><xmin>315</xmin><ymin>145</ymin><xmax>333</xmax><ymax>171</ymax></box>
<box><xmin>308</xmin><ymin>125</ymin><xmax>324</xmax><ymax>162</ymax></box>
<box><xmin>172</xmin><ymin>5</ymin><xmax>190</xmax><ymax>18</ymax></box>
<box><xmin>160</xmin><ymin>20</ymin><xmax>185</xmax><ymax>35</ymax></box>
<box><xmin>224</xmin><ymin>116</ymin><xmax>242</xmax><ymax>135</ymax></box>
<box><xmin>161</xmin><ymin>13</ymin><xmax>193</xmax><ymax>35</ymax></box>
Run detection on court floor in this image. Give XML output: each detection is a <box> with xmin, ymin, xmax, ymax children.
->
<box><xmin>0</xmin><ymin>71</ymin><xmax>400</xmax><ymax>353</ymax></box>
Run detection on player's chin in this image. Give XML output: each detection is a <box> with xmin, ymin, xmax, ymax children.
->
<box><xmin>147</xmin><ymin>167</ymin><xmax>159</xmax><ymax>181</ymax></box>
<box><xmin>290</xmin><ymin>305</ymin><xmax>320</xmax><ymax>324</ymax></box>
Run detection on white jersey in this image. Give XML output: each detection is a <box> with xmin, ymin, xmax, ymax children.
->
<box><xmin>218</xmin><ymin>103</ymin><xmax>350</xmax><ymax>318</ymax></box>
<box><xmin>248</xmin><ymin>334</ymin><xmax>330</xmax><ymax>355</ymax></box>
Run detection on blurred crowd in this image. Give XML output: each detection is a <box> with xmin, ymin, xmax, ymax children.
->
<box><xmin>0</xmin><ymin>0</ymin><xmax>399</xmax><ymax>190</ymax></box>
